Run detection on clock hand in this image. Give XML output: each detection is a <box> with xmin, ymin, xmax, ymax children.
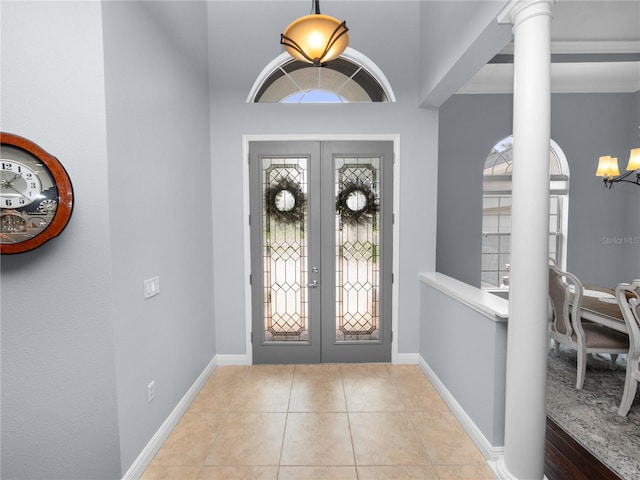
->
<box><xmin>5</xmin><ymin>184</ymin><xmax>29</xmax><ymax>198</ymax></box>
<box><xmin>1</xmin><ymin>173</ymin><xmax>22</xmax><ymax>188</ymax></box>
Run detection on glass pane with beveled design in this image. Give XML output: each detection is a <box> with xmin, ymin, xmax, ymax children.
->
<box><xmin>335</xmin><ymin>156</ymin><xmax>381</xmax><ymax>342</ymax></box>
<box><xmin>262</xmin><ymin>157</ymin><xmax>308</xmax><ymax>342</ymax></box>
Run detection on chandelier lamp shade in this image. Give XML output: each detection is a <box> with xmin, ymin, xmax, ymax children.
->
<box><xmin>595</xmin><ymin>148</ymin><xmax>640</xmax><ymax>188</ymax></box>
<box><xmin>281</xmin><ymin>0</ymin><xmax>349</xmax><ymax>66</ymax></box>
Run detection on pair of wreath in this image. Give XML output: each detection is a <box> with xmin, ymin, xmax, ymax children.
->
<box><xmin>265</xmin><ymin>179</ymin><xmax>377</xmax><ymax>225</ymax></box>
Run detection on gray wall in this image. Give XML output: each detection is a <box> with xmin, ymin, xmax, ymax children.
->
<box><xmin>1</xmin><ymin>2</ymin><xmax>121</xmax><ymax>478</ymax></box>
<box><xmin>551</xmin><ymin>93</ymin><xmax>640</xmax><ymax>285</ymax></box>
<box><xmin>102</xmin><ymin>1</ymin><xmax>215</xmax><ymax>472</ymax></box>
<box><xmin>437</xmin><ymin>94</ymin><xmax>512</xmax><ymax>287</ymax></box>
<box><xmin>1</xmin><ymin>1</ymin><xmax>216</xmax><ymax>477</ymax></box>
<box><xmin>208</xmin><ymin>1</ymin><xmax>438</xmax><ymax>357</ymax></box>
<box><xmin>437</xmin><ymin>92</ymin><xmax>640</xmax><ymax>288</ymax></box>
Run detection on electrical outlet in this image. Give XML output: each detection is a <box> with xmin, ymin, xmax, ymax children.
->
<box><xmin>147</xmin><ymin>380</ymin><xmax>156</xmax><ymax>403</ymax></box>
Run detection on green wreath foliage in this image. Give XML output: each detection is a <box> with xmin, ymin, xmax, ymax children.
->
<box><xmin>264</xmin><ymin>178</ymin><xmax>306</xmax><ymax>224</ymax></box>
<box><xmin>336</xmin><ymin>181</ymin><xmax>378</xmax><ymax>224</ymax></box>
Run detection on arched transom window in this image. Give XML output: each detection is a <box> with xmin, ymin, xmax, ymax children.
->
<box><xmin>481</xmin><ymin>135</ymin><xmax>570</xmax><ymax>289</ymax></box>
<box><xmin>247</xmin><ymin>47</ymin><xmax>395</xmax><ymax>104</ymax></box>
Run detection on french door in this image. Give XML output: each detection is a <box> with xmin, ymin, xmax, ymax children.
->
<box><xmin>249</xmin><ymin>140</ymin><xmax>393</xmax><ymax>364</ymax></box>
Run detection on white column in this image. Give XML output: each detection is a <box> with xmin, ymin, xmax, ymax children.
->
<box><xmin>496</xmin><ymin>1</ymin><xmax>554</xmax><ymax>479</ymax></box>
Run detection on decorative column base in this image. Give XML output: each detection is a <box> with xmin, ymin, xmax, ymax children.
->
<box><xmin>495</xmin><ymin>457</ymin><xmax>549</xmax><ymax>480</ymax></box>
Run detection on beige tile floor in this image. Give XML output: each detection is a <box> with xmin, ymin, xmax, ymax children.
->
<box><xmin>142</xmin><ymin>364</ymin><xmax>496</xmax><ymax>480</ymax></box>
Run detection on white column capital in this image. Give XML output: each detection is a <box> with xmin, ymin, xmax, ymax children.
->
<box><xmin>498</xmin><ymin>0</ymin><xmax>556</xmax><ymax>28</ymax></box>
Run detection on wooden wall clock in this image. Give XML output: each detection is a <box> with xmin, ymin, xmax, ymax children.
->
<box><xmin>1</xmin><ymin>132</ymin><xmax>74</xmax><ymax>254</ymax></box>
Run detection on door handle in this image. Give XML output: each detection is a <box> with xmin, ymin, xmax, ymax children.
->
<box><xmin>307</xmin><ymin>280</ymin><xmax>319</xmax><ymax>288</ymax></box>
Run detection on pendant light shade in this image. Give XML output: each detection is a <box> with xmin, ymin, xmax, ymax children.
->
<box><xmin>626</xmin><ymin>147</ymin><xmax>640</xmax><ymax>171</ymax></box>
<box><xmin>596</xmin><ymin>155</ymin><xmax>620</xmax><ymax>177</ymax></box>
<box><xmin>281</xmin><ymin>1</ymin><xmax>349</xmax><ymax>66</ymax></box>
<box><xmin>595</xmin><ymin>149</ymin><xmax>640</xmax><ymax>188</ymax></box>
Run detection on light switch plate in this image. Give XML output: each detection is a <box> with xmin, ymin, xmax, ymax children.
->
<box><xmin>147</xmin><ymin>380</ymin><xmax>156</xmax><ymax>403</ymax></box>
<box><xmin>144</xmin><ymin>276</ymin><xmax>160</xmax><ymax>299</ymax></box>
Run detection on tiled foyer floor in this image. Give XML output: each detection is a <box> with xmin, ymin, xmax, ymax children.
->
<box><xmin>142</xmin><ymin>364</ymin><xmax>496</xmax><ymax>479</ymax></box>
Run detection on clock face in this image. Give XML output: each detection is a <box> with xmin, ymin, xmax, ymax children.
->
<box><xmin>1</xmin><ymin>160</ymin><xmax>43</xmax><ymax>208</ymax></box>
<box><xmin>0</xmin><ymin>133</ymin><xmax>73</xmax><ymax>254</ymax></box>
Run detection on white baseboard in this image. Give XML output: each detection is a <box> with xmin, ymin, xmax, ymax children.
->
<box><xmin>393</xmin><ymin>352</ymin><xmax>420</xmax><ymax>365</ymax></box>
<box><xmin>121</xmin><ymin>355</ymin><xmax>218</xmax><ymax>480</ymax></box>
<box><xmin>215</xmin><ymin>354</ymin><xmax>251</xmax><ymax>366</ymax></box>
<box><xmin>417</xmin><ymin>355</ymin><xmax>505</xmax><ymax>463</ymax></box>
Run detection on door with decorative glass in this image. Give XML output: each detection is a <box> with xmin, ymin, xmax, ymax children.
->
<box><xmin>249</xmin><ymin>141</ymin><xmax>393</xmax><ymax>364</ymax></box>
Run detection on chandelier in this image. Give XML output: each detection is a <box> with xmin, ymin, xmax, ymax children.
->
<box><xmin>280</xmin><ymin>0</ymin><xmax>349</xmax><ymax>66</ymax></box>
<box><xmin>595</xmin><ymin>148</ymin><xmax>640</xmax><ymax>188</ymax></box>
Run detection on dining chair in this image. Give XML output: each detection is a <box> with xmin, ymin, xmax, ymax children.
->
<box><xmin>548</xmin><ymin>264</ymin><xmax>629</xmax><ymax>389</ymax></box>
<box><xmin>615</xmin><ymin>279</ymin><xmax>640</xmax><ymax>416</ymax></box>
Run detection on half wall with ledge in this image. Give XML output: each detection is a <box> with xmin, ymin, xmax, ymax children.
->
<box><xmin>418</xmin><ymin>272</ymin><xmax>509</xmax><ymax>464</ymax></box>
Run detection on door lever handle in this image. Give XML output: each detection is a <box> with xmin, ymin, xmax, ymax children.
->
<box><xmin>307</xmin><ymin>280</ymin><xmax>319</xmax><ymax>288</ymax></box>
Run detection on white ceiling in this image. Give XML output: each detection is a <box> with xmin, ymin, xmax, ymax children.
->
<box><xmin>549</xmin><ymin>0</ymin><xmax>639</xmax><ymax>46</ymax></box>
<box><xmin>151</xmin><ymin>1</ymin><xmax>639</xmax><ymax>97</ymax></box>
<box><xmin>459</xmin><ymin>0</ymin><xmax>640</xmax><ymax>94</ymax></box>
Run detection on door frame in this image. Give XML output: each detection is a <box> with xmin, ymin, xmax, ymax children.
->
<box><xmin>242</xmin><ymin>134</ymin><xmax>400</xmax><ymax>365</ymax></box>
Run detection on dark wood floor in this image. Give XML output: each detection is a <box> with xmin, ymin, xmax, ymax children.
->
<box><xmin>544</xmin><ymin>417</ymin><xmax>622</xmax><ymax>480</ymax></box>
